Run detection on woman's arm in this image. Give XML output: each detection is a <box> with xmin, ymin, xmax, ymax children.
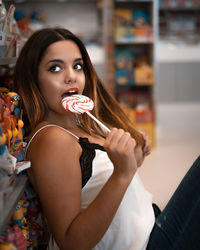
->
<box><xmin>27</xmin><ymin>127</ymin><xmax>137</xmax><ymax>250</ymax></box>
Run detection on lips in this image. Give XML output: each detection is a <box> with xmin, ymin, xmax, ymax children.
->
<box><xmin>61</xmin><ymin>88</ymin><xmax>78</xmax><ymax>98</ymax></box>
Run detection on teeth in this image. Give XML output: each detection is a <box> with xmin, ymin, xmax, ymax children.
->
<box><xmin>62</xmin><ymin>91</ymin><xmax>77</xmax><ymax>98</ymax></box>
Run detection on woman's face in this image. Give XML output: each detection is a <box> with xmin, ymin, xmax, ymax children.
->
<box><xmin>38</xmin><ymin>40</ymin><xmax>86</xmax><ymax>116</ymax></box>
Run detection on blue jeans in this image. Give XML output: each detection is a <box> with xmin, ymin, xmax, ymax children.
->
<box><xmin>147</xmin><ymin>155</ymin><xmax>200</xmax><ymax>250</ymax></box>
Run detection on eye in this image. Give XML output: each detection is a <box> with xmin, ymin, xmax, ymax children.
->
<box><xmin>12</xmin><ymin>96</ymin><xmax>19</xmax><ymax>101</ymax></box>
<box><xmin>16</xmin><ymin>204</ymin><xmax>21</xmax><ymax>210</ymax></box>
<box><xmin>49</xmin><ymin>65</ymin><xmax>61</xmax><ymax>73</ymax></box>
<box><xmin>74</xmin><ymin>63</ymin><xmax>83</xmax><ymax>71</ymax></box>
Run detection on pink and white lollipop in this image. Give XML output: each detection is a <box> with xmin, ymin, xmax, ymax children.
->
<box><xmin>62</xmin><ymin>94</ymin><xmax>110</xmax><ymax>132</ymax></box>
<box><xmin>62</xmin><ymin>94</ymin><xmax>94</xmax><ymax>114</ymax></box>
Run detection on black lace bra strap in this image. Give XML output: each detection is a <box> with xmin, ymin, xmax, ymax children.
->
<box><xmin>79</xmin><ymin>137</ymin><xmax>105</xmax><ymax>188</ymax></box>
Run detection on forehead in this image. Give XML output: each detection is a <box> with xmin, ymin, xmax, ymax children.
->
<box><xmin>42</xmin><ymin>40</ymin><xmax>82</xmax><ymax>61</ymax></box>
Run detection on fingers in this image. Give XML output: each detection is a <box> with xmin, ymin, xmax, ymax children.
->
<box><xmin>124</xmin><ymin>135</ymin><xmax>137</xmax><ymax>153</ymax></box>
<box><xmin>105</xmin><ymin>128</ymin><xmax>151</xmax><ymax>157</ymax></box>
<box><xmin>104</xmin><ymin>128</ymin><xmax>136</xmax><ymax>152</ymax></box>
<box><xmin>104</xmin><ymin>128</ymin><xmax>137</xmax><ymax>179</ymax></box>
<box><xmin>139</xmin><ymin>130</ymin><xmax>152</xmax><ymax>156</ymax></box>
<box><xmin>105</xmin><ymin>128</ymin><xmax>123</xmax><ymax>146</ymax></box>
<box><xmin>144</xmin><ymin>135</ymin><xmax>152</xmax><ymax>156</ymax></box>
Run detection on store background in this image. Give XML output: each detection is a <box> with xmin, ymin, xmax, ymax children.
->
<box><xmin>140</xmin><ymin>0</ymin><xmax>200</xmax><ymax>210</ymax></box>
<box><xmin>1</xmin><ymin>0</ymin><xmax>200</xmax><ymax>210</ymax></box>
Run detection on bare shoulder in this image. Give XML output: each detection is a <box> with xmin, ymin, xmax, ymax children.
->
<box><xmin>28</xmin><ymin>125</ymin><xmax>78</xmax><ymax>149</ymax></box>
<box><xmin>27</xmin><ymin>125</ymin><xmax>81</xmax><ymax>164</ymax></box>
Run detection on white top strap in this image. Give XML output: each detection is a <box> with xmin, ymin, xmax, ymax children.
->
<box><xmin>25</xmin><ymin>124</ymin><xmax>79</xmax><ymax>159</ymax></box>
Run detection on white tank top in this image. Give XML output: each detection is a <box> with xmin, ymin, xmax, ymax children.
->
<box><xmin>27</xmin><ymin>125</ymin><xmax>155</xmax><ymax>250</ymax></box>
<box><xmin>82</xmin><ymin>150</ymin><xmax>155</xmax><ymax>250</ymax></box>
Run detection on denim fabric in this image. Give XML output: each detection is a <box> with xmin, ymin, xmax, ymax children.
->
<box><xmin>147</xmin><ymin>155</ymin><xmax>200</xmax><ymax>250</ymax></box>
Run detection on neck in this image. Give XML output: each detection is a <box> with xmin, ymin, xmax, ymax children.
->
<box><xmin>44</xmin><ymin>111</ymin><xmax>78</xmax><ymax>130</ymax></box>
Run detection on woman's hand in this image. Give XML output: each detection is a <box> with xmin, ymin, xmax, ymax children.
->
<box><xmin>142</xmin><ymin>131</ymin><xmax>152</xmax><ymax>157</ymax></box>
<box><xmin>135</xmin><ymin>131</ymin><xmax>152</xmax><ymax>167</ymax></box>
<box><xmin>104</xmin><ymin>128</ymin><xmax>137</xmax><ymax>181</ymax></box>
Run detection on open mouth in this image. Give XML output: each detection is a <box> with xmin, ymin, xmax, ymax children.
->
<box><xmin>61</xmin><ymin>88</ymin><xmax>78</xmax><ymax>98</ymax></box>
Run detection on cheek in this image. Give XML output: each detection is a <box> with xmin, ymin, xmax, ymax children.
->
<box><xmin>38</xmin><ymin>74</ymin><xmax>55</xmax><ymax>96</ymax></box>
<box><xmin>41</xmin><ymin>85</ymin><xmax>58</xmax><ymax>103</ymax></box>
<box><xmin>79</xmin><ymin>74</ymin><xmax>86</xmax><ymax>90</ymax></box>
<box><xmin>38</xmin><ymin>83</ymin><xmax>57</xmax><ymax>108</ymax></box>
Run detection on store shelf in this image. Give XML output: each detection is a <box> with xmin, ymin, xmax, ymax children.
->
<box><xmin>115</xmin><ymin>40</ymin><xmax>154</xmax><ymax>45</ymax></box>
<box><xmin>0</xmin><ymin>174</ymin><xmax>28</xmax><ymax>235</ymax></box>
<box><xmin>0</xmin><ymin>57</ymin><xmax>17</xmax><ymax>66</ymax></box>
<box><xmin>116</xmin><ymin>0</ymin><xmax>153</xmax><ymax>2</ymax></box>
<box><xmin>6</xmin><ymin>0</ymin><xmax>97</xmax><ymax>3</ymax></box>
<box><xmin>158</xmin><ymin>2</ymin><xmax>200</xmax><ymax>46</ymax></box>
<box><xmin>103</xmin><ymin>0</ymin><xmax>157</xmax><ymax>145</ymax></box>
<box><xmin>159</xmin><ymin>7</ymin><xmax>200</xmax><ymax>11</ymax></box>
<box><xmin>115</xmin><ymin>84</ymin><xmax>153</xmax><ymax>92</ymax></box>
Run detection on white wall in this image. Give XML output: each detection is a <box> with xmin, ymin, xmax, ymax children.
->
<box><xmin>156</xmin><ymin>43</ymin><xmax>200</xmax><ymax>103</ymax></box>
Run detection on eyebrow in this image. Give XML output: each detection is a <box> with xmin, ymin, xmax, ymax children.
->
<box><xmin>46</xmin><ymin>58</ymin><xmax>83</xmax><ymax>65</ymax></box>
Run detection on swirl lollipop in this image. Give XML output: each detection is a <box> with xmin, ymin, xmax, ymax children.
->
<box><xmin>62</xmin><ymin>94</ymin><xmax>110</xmax><ymax>133</ymax></box>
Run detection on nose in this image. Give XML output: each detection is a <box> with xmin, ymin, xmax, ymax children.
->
<box><xmin>64</xmin><ymin>68</ymin><xmax>76</xmax><ymax>84</ymax></box>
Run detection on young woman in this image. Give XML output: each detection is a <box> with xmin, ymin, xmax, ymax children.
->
<box><xmin>14</xmin><ymin>28</ymin><xmax>200</xmax><ymax>250</ymax></box>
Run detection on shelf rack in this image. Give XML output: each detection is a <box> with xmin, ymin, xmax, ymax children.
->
<box><xmin>0</xmin><ymin>173</ymin><xmax>28</xmax><ymax>235</ymax></box>
<box><xmin>0</xmin><ymin>57</ymin><xmax>17</xmax><ymax>66</ymax></box>
<box><xmin>103</xmin><ymin>0</ymin><xmax>158</xmax><ymax>146</ymax></box>
<box><xmin>0</xmin><ymin>51</ymin><xmax>26</xmax><ymax>236</ymax></box>
<box><xmin>159</xmin><ymin>7</ymin><xmax>200</xmax><ymax>11</ymax></box>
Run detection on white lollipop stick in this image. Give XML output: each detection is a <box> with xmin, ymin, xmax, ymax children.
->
<box><xmin>85</xmin><ymin>111</ymin><xmax>110</xmax><ymax>133</ymax></box>
<box><xmin>62</xmin><ymin>94</ymin><xmax>110</xmax><ymax>133</ymax></box>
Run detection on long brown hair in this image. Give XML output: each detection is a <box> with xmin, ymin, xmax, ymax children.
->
<box><xmin>14</xmin><ymin>27</ymin><xmax>144</xmax><ymax>146</ymax></box>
